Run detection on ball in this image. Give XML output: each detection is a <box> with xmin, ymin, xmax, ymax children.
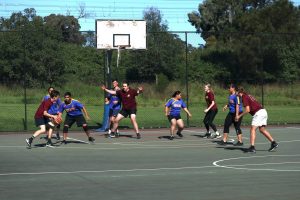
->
<box><xmin>54</xmin><ymin>116</ymin><xmax>62</xmax><ymax>125</ymax></box>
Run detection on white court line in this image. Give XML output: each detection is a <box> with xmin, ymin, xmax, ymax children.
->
<box><xmin>286</xmin><ymin>127</ymin><xmax>300</xmax><ymax>130</ymax></box>
<box><xmin>67</xmin><ymin>137</ymin><xmax>89</xmax><ymax>144</ymax></box>
<box><xmin>227</xmin><ymin>162</ymin><xmax>300</xmax><ymax>167</ymax></box>
<box><xmin>0</xmin><ymin>165</ymin><xmax>214</xmax><ymax>176</ymax></box>
<box><xmin>213</xmin><ymin>154</ymin><xmax>300</xmax><ymax>172</ymax></box>
<box><xmin>183</xmin><ymin>130</ymin><xmax>205</xmax><ymax>134</ymax></box>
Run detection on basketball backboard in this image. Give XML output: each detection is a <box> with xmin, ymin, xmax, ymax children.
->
<box><xmin>96</xmin><ymin>20</ymin><xmax>146</xmax><ymax>50</ymax></box>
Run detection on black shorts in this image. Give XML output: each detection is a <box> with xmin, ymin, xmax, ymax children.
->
<box><xmin>35</xmin><ymin>117</ymin><xmax>50</xmax><ymax>127</ymax></box>
<box><xmin>109</xmin><ymin>109</ymin><xmax>120</xmax><ymax>117</ymax></box>
<box><xmin>119</xmin><ymin>109</ymin><xmax>137</xmax><ymax>118</ymax></box>
<box><xmin>168</xmin><ymin>115</ymin><xmax>181</xmax><ymax>122</ymax></box>
<box><xmin>64</xmin><ymin>115</ymin><xmax>87</xmax><ymax>127</ymax></box>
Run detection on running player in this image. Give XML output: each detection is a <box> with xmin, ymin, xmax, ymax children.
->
<box><xmin>58</xmin><ymin>92</ymin><xmax>95</xmax><ymax>144</ymax></box>
<box><xmin>101</xmin><ymin>82</ymin><xmax>143</xmax><ymax>139</ymax></box>
<box><xmin>165</xmin><ymin>91</ymin><xmax>192</xmax><ymax>140</ymax></box>
<box><xmin>25</xmin><ymin>90</ymin><xmax>60</xmax><ymax>148</ymax></box>
<box><xmin>43</xmin><ymin>87</ymin><xmax>62</xmax><ymax>140</ymax></box>
<box><xmin>218</xmin><ymin>84</ymin><xmax>244</xmax><ymax>146</ymax></box>
<box><xmin>203</xmin><ymin>84</ymin><xmax>220</xmax><ymax>138</ymax></box>
<box><xmin>107</xmin><ymin>79</ymin><xmax>121</xmax><ymax>138</ymax></box>
<box><xmin>236</xmin><ymin>87</ymin><xmax>278</xmax><ymax>153</ymax></box>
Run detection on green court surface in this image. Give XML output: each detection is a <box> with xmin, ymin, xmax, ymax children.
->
<box><xmin>0</xmin><ymin>126</ymin><xmax>299</xmax><ymax>200</ymax></box>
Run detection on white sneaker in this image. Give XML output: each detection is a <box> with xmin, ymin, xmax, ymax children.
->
<box><xmin>215</xmin><ymin>131</ymin><xmax>222</xmax><ymax>139</ymax></box>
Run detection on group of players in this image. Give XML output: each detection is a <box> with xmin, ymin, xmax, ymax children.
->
<box><xmin>165</xmin><ymin>83</ymin><xmax>278</xmax><ymax>153</ymax></box>
<box><xmin>25</xmin><ymin>88</ymin><xmax>95</xmax><ymax>148</ymax></box>
<box><xmin>25</xmin><ymin>80</ymin><xmax>279</xmax><ymax>153</ymax></box>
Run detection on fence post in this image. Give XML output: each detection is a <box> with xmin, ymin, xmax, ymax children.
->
<box><xmin>22</xmin><ymin>28</ymin><xmax>28</xmax><ymax>131</ymax></box>
<box><xmin>185</xmin><ymin>32</ymin><xmax>189</xmax><ymax>126</ymax></box>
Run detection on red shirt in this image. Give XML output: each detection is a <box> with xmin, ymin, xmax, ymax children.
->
<box><xmin>205</xmin><ymin>91</ymin><xmax>217</xmax><ymax>110</ymax></box>
<box><xmin>116</xmin><ymin>88</ymin><xmax>139</xmax><ymax>110</ymax></box>
<box><xmin>241</xmin><ymin>93</ymin><xmax>263</xmax><ymax>116</ymax></box>
<box><xmin>34</xmin><ymin>99</ymin><xmax>53</xmax><ymax>119</ymax></box>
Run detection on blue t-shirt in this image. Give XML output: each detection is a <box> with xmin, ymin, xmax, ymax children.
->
<box><xmin>165</xmin><ymin>98</ymin><xmax>187</xmax><ymax>116</ymax></box>
<box><xmin>109</xmin><ymin>94</ymin><xmax>121</xmax><ymax>110</ymax></box>
<box><xmin>228</xmin><ymin>94</ymin><xmax>243</xmax><ymax>114</ymax></box>
<box><xmin>59</xmin><ymin>99</ymin><xmax>84</xmax><ymax>116</ymax></box>
<box><xmin>43</xmin><ymin>95</ymin><xmax>62</xmax><ymax>115</ymax></box>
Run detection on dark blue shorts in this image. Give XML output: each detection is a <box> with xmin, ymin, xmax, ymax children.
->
<box><xmin>35</xmin><ymin>117</ymin><xmax>50</xmax><ymax>127</ymax></box>
<box><xmin>168</xmin><ymin>115</ymin><xmax>181</xmax><ymax>122</ymax></box>
<box><xmin>109</xmin><ymin>109</ymin><xmax>120</xmax><ymax>117</ymax></box>
<box><xmin>64</xmin><ymin>115</ymin><xmax>87</xmax><ymax>127</ymax></box>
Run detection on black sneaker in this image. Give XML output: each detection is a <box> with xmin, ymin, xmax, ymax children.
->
<box><xmin>169</xmin><ymin>135</ymin><xmax>174</xmax><ymax>140</ymax></box>
<box><xmin>25</xmin><ymin>138</ymin><xmax>33</xmax><ymax>148</ymax></box>
<box><xmin>61</xmin><ymin>140</ymin><xmax>67</xmax><ymax>144</ymax></box>
<box><xmin>234</xmin><ymin>141</ymin><xmax>244</xmax><ymax>146</ymax></box>
<box><xmin>88</xmin><ymin>137</ymin><xmax>95</xmax><ymax>143</ymax></box>
<box><xmin>56</xmin><ymin>133</ymin><xmax>60</xmax><ymax>140</ymax></box>
<box><xmin>136</xmin><ymin>133</ymin><xmax>141</xmax><ymax>139</ymax></box>
<box><xmin>217</xmin><ymin>140</ymin><xmax>228</xmax><ymax>145</ymax></box>
<box><xmin>176</xmin><ymin>132</ymin><xmax>183</xmax><ymax>138</ymax></box>
<box><xmin>108</xmin><ymin>133</ymin><xmax>116</xmax><ymax>138</ymax></box>
<box><xmin>115</xmin><ymin>132</ymin><xmax>120</xmax><ymax>138</ymax></box>
<box><xmin>46</xmin><ymin>140</ymin><xmax>54</xmax><ymax>147</ymax></box>
<box><xmin>268</xmin><ymin>141</ymin><xmax>279</xmax><ymax>152</ymax></box>
<box><xmin>203</xmin><ymin>132</ymin><xmax>211</xmax><ymax>138</ymax></box>
<box><xmin>247</xmin><ymin>146</ymin><xmax>256</xmax><ymax>153</ymax></box>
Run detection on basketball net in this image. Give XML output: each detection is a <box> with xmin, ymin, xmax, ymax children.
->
<box><xmin>116</xmin><ymin>45</ymin><xmax>127</xmax><ymax>68</ymax></box>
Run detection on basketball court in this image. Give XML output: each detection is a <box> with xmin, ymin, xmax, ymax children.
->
<box><xmin>0</xmin><ymin>126</ymin><xmax>299</xmax><ymax>200</ymax></box>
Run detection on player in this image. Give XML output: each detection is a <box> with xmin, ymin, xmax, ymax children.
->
<box><xmin>218</xmin><ymin>84</ymin><xmax>244</xmax><ymax>146</ymax></box>
<box><xmin>101</xmin><ymin>82</ymin><xmax>143</xmax><ymax>139</ymax></box>
<box><xmin>165</xmin><ymin>91</ymin><xmax>192</xmax><ymax>140</ymax></box>
<box><xmin>203</xmin><ymin>84</ymin><xmax>220</xmax><ymax>138</ymax></box>
<box><xmin>43</xmin><ymin>87</ymin><xmax>62</xmax><ymax>140</ymax></box>
<box><xmin>236</xmin><ymin>87</ymin><xmax>278</xmax><ymax>153</ymax></box>
<box><xmin>25</xmin><ymin>90</ymin><xmax>60</xmax><ymax>148</ymax></box>
<box><xmin>107</xmin><ymin>79</ymin><xmax>121</xmax><ymax>138</ymax></box>
<box><xmin>58</xmin><ymin>92</ymin><xmax>95</xmax><ymax>144</ymax></box>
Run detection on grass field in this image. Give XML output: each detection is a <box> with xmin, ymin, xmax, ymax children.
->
<box><xmin>1</xmin><ymin>82</ymin><xmax>299</xmax><ymax>132</ymax></box>
<box><xmin>1</xmin><ymin>103</ymin><xmax>300</xmax><ymax>132</ymax></box>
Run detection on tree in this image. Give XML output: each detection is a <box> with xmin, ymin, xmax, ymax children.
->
<box><xmin>124</xmin><ymin>7</ymin><xmax>186</xmax><ymax>82</ymax></box>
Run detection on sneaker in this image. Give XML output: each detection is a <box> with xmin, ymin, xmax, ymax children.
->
<box><xmin>115</xmin><ymin>132</ymin><xmax>120</xmax><ymax>138</ymax></box>
<box><xmin>214</xmin><ymin>131</ymin><xmax>222</xmax><ymax>139</ymax></box>
<box><xmin>247</xmin><ymin>146</ymin><xmax>256</xmax><ymax>153</ymax></box>
<box><xmin>88</xmin><ymin>137</ymin><xmax>95</xmax><ymax>143</ymax></box>
<box><xmin>46</xmin><ymin>140</ymin><xmax>54</xmax><ymax>147</ymax></box>
<box><xmin>203</xmin><ymin>132</ymin><xmax>211</xmax><ymax>138</ymax></box>
<box><xmin>169</xmin><ymin>135</ymin><xmax>174</xmax><ymax>140</ymax></box>
<box><xmin>136</xmin><ymin>133</ymin><xmax>141</xmax><ymax>139</ymax></box>
<box><xmin>25</xmin><ymin>138</ymin><xmax>33</xmax><ymax>148</ymax></box>
<box><xmin>61</xmin><ymin>140</ymin><xmax>67</xmax><ymax>145</ymax></box>
<box><xmin>176</xmin><ymin>132</ymin><xmax>183</xmax><ymax>138</ymax></box>
<box><xmin>217</xmin><ymin>140</ymin><xmax>228</xmax><ymax>145</ymax></box>
<box><xmin>109</xmin><ymin>133</ymin><xmax>116</xmax><ymax>138</ymax></box>
<box><xmin>268</xmin><ymin>141</ymin><xmax>279</xmax><ymax>152</ymax></box>
<box><xmin>56</xmin><ymin>133</ymin><xmax>60</xmax><ymax>140</ymax></box>
<box><xmin>234</xmin><ymin>141</ymin><xmax>244</xmax><ymax>146</ymax></box>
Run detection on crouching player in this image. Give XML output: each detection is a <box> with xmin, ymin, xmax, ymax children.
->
<box><xmin>26</xmin><ymin>90</ymin><xmax>60</xmax><ymax>148</ymax></box>
<box><xmin>59</xmin><ymin>92</ymin><xmax>95</xmax><ymax>144</ymax></box>
<box><xmin>165</xmin><ymin>91</ymin><xmax>192</xmax><ymax>140</ymax></box>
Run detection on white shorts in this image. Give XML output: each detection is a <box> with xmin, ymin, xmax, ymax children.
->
<box><xmin>251</xmin><ymin>109</ymin><xmax>268</xmax><ymax>127</ymax></box>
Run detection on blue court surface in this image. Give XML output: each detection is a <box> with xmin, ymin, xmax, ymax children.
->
<box><xmin>0</xmin><ymin>126</ymin><xmax>299</xmax><ymax>200</ymax></box>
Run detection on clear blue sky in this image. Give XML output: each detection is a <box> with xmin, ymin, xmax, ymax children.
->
<box><xmin>0</xmin><ymin>0</ymin><xmax>205</xmax><ymax>46</ymax></box>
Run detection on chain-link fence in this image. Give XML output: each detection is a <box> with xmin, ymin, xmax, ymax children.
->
<box><xmin>1</xmin><ymin>30</ymin><xmax>300</xmax><ymax>132</ymax></box>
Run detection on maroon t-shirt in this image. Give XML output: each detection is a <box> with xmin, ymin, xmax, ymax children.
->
<box><xmin>34</xmin><ymin>98</ymin><xmax>53</xmax><ymax>119</ymax></box>
<box><xmin>241</xmin><ymin>93</ymin><xmax>263</xmax><ymax>116</ymax></box>
<box><xmin>205</xmin><ymin>91</ymin><xmax>217</xmax><ymax>110</ymax></box>
<box><xmin>116</xmin><ymin>88</ymin><xmax>139</xmax><ymax>110</ymax></box>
